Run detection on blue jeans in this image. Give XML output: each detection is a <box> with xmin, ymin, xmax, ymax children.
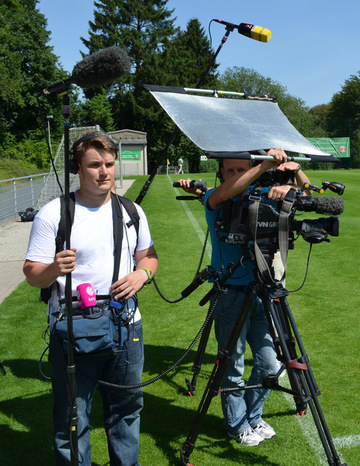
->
<box><xmin>212</xmin><ymin>288</ymin><xmax>277</xmax><ymax>435</ymax></box>
<box><xmin>49</xmin><ymin>321</ymin><xmax>144</xmax><ymax>465</ymax></box>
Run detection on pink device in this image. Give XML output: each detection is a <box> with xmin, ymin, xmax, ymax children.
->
<box><xmin>76</xmin><ymin>283</ymin><xmax>96</xmax><ymax>309</ymax></box>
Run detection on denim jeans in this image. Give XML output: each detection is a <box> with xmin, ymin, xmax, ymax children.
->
<box><xmin>49</xmin><ymin>320</ymin><xmax>144</xmax><ymax>465</ymax></box>
<box><xmin>212</xmin><ymin>288</ymin><xmax>277</xmax><ymax>435</ymax></box>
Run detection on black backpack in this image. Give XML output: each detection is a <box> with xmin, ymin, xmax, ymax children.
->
<box><xmin>40</xmin><ymin>192</ymin><xmax>140</xmax><ymax>303</ymax></box>
<box><xmin>19</xmin><ymin>207</ymin><xmax>38</xmax><ymax>222</ymax></box>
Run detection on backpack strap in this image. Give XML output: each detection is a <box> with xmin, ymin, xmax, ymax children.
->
<box><xmin>110</xmin><ymin>192</ymin><xmax>140</xmax><ymax>284</ymax></box>
<box><xmin>41</xmin><ymin>192</ymin><xmax>140</xmax><ymax>303</ymax></box>
<box><xmin>56</xmin><ymin>192</ymin><xmax>76</xmax><ymax>253</ymax></box>
<box><xmin>115</xmin><ymin>194</ymin><xmax>140</xmax><ymax>244</ymax></box>
<box><xmin>111</xmin><ymin>193</ymin><xmax>124</xmax><ymax>284</ymax></box>
<box><xmin>40</xmin><ymin>192</ymin><xmax>76</xmax><ymax>303</ymax></box>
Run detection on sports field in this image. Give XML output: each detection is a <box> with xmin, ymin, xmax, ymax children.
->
<box><xmin>0</xmin><ymin>169</ymin><xmax>359</xmax><ymax>465</ymax></box>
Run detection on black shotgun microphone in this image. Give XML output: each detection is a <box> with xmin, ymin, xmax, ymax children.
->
<box><xmin>39</xmin><ymin>46</ymin><xmax>131</xmax><ymax>96</ymax></box>
<box><xmin>214</xmin><ymin>19</ymin><xmax>271</xmax><ymax>42</ymax></box>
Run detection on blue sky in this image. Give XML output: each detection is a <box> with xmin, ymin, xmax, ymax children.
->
<box><xmin>37</xmin><ymin>0</ymin><xmax>359</xmax><ymax>108</ymax></box>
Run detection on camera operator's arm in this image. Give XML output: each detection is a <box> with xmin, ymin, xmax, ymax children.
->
<box><xmin>276</xmin><ymin>162</ymin><xmax>312</xmax><ymax>194</ymax></box>
<box><xmin>208</xmin><ymin>149</ymin><xmax>287</xmax><ymax>210</ymax></box>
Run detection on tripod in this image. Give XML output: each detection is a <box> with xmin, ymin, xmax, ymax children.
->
<box><xmin>180</xmin><ymin>271</ymin><xmax>346</xmax><ymax>466</ymax></box>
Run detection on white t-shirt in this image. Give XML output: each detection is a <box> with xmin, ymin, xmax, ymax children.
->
<box><xmin>26</xmin><ymin>194</ymin><xmax>154</xmax><ymax>321</ymax></box>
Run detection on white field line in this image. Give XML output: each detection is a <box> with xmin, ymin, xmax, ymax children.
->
<box><xmin>170</xmin><ymin>178</ymin><xmax>211</xmax><ymax>260</ymax></box>
<box><xmin>334</xmin><ymin>434</ymin><xmax>360</xmax><ymax>449</ymax></box>
<box><xmin>278</xmin><ymin>371</ymin><xmax>355</xmax><ymax>464</ymax></box>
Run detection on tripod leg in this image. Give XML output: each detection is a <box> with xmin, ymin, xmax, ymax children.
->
<box><xmin>264</xmin><ymin>294</ymin><xmax>309</xmax><ymax>415</ymax></box>
<box><xmin>185</xmin><ymin>310</ymin><xmax>214</xmax><ymax>397</ymax></box>
<box><xmin>262</xmin><ymin>287</ymin><xmax>346</xmax><ymax>466</ymax></box>
<box><xmin>185</xmin><ymin>293</ymin><xmax>221</xmax><ymax>396</ymax></box>
<box><xmin>180</xmin><ymin>286</ymin><xmax>256</xmax><ymax>465</ymax></box>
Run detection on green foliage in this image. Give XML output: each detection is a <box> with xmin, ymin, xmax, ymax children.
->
<box><xmin>81</xmin><ymin>0</ymin><xmax>180</xmax><ymax>169</ymax></box>
<box><xmin>326</xmin><ymin>72</ymin><xmax>360</xmax><ymax>167</ymax></box>
<box><xmin>83</xmin><ymin>94</ymin><xmax>115</xmax><ymax>132</ymax></box>
<box><xmin>199</xmin><ymin>158</ymin><xmax>219</xmax><ymax>173</ymax></box>
<box><xmin>162</xmin><ymin>18</ymin><xmax>219</xmax><ymax>88</ymax></box>
<box><xmin>309</xmin><ymin>104</ymin><xmax>330</xmax><ymax>134</ymax></box>
<box><xmin>0</xmin><ymin>156</ymin><xmax>45</xmax><ymax>180</ymax></box>
<box><xmin>0</xmin><ymin>138</ymin><xmax>50</xmax><ymax>170</ymax></box>
<box><xmin>0</xmin><ymin>0</ymin><xmax>66</xmax><ymax>147</ymax></box>
<box><xmin>81</xmin><ymin>6</ymin><xmax>219</xmax><ymax>171</ymax></box>
<box><xmin>328</xmin><ymin>72</ymin><xmax>360</xmax><ymax>124</ymax></box>
<box><xmin>349</xmin><ymin>128</ymin><xmax>360</xmax><ymax>167</ymax></box>
<box><xmin>219</xmin><ymin>66</ymin><xmax>321</xmax><ymax>138</ymax></box>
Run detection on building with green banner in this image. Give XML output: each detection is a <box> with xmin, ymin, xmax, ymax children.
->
<box><xmin>307</xmin><ymin>137</ymin><xmax>350</xmax><ymax>158</ymax></box>
<box><xmin>108</xmin><ymin>129</ymin><xmax>148</xmax><ymax>176</ymax></box>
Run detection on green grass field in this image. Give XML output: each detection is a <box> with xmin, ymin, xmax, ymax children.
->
<box><xmin>0</xmin><ymin>169</ymin><xmax>359</xmax><ymax>465</ymax></box>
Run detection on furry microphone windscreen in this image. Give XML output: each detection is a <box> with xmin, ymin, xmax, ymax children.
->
<box><xmin>314</xmin><ymin>196</ymin><xmax>344</xmax><ymax>215</ymax></box>
<box><xmin>71</xmin><ymin>47</ymin><xmax>131</xmax><ymax>88</ymax></box>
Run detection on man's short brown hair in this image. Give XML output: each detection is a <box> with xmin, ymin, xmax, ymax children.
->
<box><xmin>72</xmin><ymin>132</ymin><xmax>117</xmax><ymax>164</ymax></box>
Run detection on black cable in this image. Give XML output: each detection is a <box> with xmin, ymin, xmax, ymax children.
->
<box><xmin>36</xmin><ymin>96</ymin><xmax>64</xmax><ymax>196</ymax></box>
<box><xmin>194</xmin><ymin>228</ymin><xmax>210</xmax><ymax>277</ymax></box>
<box><xmin>288</xmin><ymin>243</ymin><xmax>312</xmax><ymax>293</ymax></box>
<box><xmin>38</xmin><ymin>326</ymin><xmax>52</xmax><ymax>381</ymax></box>
<box><xmin>152</xmin><ymin>277</ymin><xmax>184</xmax><ymax>304</ymax></box>
<box><xmin>94</xmin><ymin>292</ymin><xmax>219</xmax><ymax>391</ymax></box>
<box><xmin>38</xmin><ymin>345</ymin><xmax>51</xmax><ymax>381</ymax></box>
<box><xmin>41</xmin><ymin>303</ymin><xmax>215</xmax><ymax>392</ymax></box>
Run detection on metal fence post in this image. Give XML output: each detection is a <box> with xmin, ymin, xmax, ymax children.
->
<box><xmin>30</xmin><ymin>177</ymin><xmax>35</xmax><ymax>206</ymax></box>
<box><xmin>12</xmin><ymin>180</ymin><xmax>17</xmax><ymax>216</ymax></box>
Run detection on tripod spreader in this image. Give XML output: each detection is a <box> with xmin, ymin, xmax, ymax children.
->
<box><xmin>219</xmin><ymin>374</ymin><xmax>312</xmax><ymax>402</ymax></box>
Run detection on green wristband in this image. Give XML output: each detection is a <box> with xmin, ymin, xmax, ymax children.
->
<box><xmin>140</xmin><ymin>267</ymin><xmax>153</xmax><ymax>284</ymax></box>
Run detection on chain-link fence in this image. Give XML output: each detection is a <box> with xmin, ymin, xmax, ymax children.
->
<box><xmin>35</xmin><ymin>125</ymin><xmax>102</xmax><ymax>210</ymax></box>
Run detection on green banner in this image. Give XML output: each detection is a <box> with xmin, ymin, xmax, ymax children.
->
<box><xmin>118</xmin><ymin>150</ymin><xmax>142</xmax><ymax>161</ymax></box>
<box><xmin>307</xmin><ymin>137</ymin><xmax>350</xmax><ymax>158</ymax></box>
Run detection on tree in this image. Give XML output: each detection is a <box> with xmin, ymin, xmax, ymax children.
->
<box><xmin>219</xmin><ymin>66</ymin><xmax>324</xmax><ymax>139</ymax></box>
<box><xmin>157</xmin><ymin>19</ymin><xmax>220</xmax><ymax>171</ymax></box>
<box><xmin>326</xmin><ymin>72</ymin><xmax>360</xmax><ymax>167</ymax></box>
<box><xmin>80</xmin><ymin>0</ymin><xmax>179</xmax><ymax>168</ymax></box>
<box><xmin>162</xmin><ymin>18</ymin><xmax>219</xmax><ymax>88</ymax></box>
<box><xmin>82</xmin><ymin>94</ymin><xmax>115</xmax><ymax>132</ymax></box>
<box><xmin>309</xmin><ymin>104</ymin><xmax>329</xmax><ymax>136</ymax></box>
<box><xmin>80</xmin><ymin>5</ymin><xmax>221</xmax><ymax>171</ymax></box>
<box><xmin>81</xmin><ymin>0</ymin><xmax>177</xmax><ymax>100</ymax></box>
<box><xmin>0</xmin><ymin>0</ymin><xmax>66</xmax><ymax>150</ymax></box>
<box><xmin>327</xmin><ymin>72</ymin><xmax>360</xmax><ymax>129</ymax></box>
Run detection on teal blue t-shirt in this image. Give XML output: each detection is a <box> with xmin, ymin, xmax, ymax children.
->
<box><xmin>204</xmin><ymin>188</ymin><xmax>255</xmax><ymax>286</ymax></box>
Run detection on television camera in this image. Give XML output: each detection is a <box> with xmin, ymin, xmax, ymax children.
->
<box><xmin>214</xmin><ymin>181</ymin><xmax>345</xmax><ymax>251</ymax></box>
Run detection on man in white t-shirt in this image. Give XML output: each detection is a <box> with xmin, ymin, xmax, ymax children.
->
<box><xmin>177</xmin><ymin>157</ymin><xmax>184</xmax><ymax>174</ymax></box>
<box><xmin>24</xmin><ymin>132</ymin><xmax>158</xmax><ymax>465</ymax></box>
